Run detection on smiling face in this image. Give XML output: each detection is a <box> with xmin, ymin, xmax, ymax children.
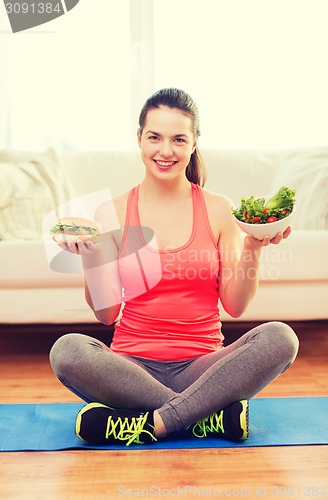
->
<box><xmin>137</xmin><ymin>105</ymin><xmax>197</xmax><ymax>183</ymax></box>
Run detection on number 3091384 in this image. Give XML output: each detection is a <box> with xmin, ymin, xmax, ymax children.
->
<box><xmin>5</xmin><ymin>3</ymin><xmax>62</xmax><ymax>14</ymax></box>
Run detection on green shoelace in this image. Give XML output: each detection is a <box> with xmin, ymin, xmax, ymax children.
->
<box><xmin>105</xmin><ymin>412</ymin><xmax>157</xmax><ymax>446</ymax></box>
<box><xmin>191</xmin><ymin>411</ymin><xmax>224</xmax><ymax>438</ymax></box>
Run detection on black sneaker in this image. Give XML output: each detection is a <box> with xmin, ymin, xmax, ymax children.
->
<box><xmin>75</xmin><ymin>402</ymin><xmax>157</xmax><ymax>446</ymax></box>
<box><xmin>190</xmin><ymin>400</ymin><xmax>249</xmax><ymax>441</ymax></box>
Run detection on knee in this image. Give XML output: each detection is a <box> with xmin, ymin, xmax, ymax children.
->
<box><xmin>49</xmin><ymin>333</ymin><xmax>84</xmax><ymax>378</ymax></box>
<box><xmin>269</xmin><ymin>321</ymin><xmax>299</xmax><ymax>365</ymax></box>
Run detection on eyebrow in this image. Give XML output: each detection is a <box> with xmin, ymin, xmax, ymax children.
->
<box><xmin>145</xmin><ymin>130</ymin><xmax>189</xmax><ymax>138</ymax></box>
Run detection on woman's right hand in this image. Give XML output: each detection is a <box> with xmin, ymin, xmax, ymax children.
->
<box><xmin>52</xmin><ymin>236</ymin><xmax>98</xmax><ymax>255</ymax></box>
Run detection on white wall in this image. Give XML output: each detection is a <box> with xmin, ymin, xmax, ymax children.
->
<box><xmin>1</xmin><ymin>0</ymin><xmax>327</xmax><ymax>151</ymax></box>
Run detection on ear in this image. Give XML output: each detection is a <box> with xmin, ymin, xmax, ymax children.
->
<box><xmin>191</xmin><ymin>139</ymin><xmax>197</xmax><ymax>155</ymax></box>
<box><xmin>137</xmin><ymin>128</ymin><xmax>142</xmax><ymax>148</ymax></box>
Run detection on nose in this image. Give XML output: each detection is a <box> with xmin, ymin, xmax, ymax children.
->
<box><xmin>159</xmin><ymin>140</ymin><xmax>173</xmax><ymax>158</ymax></box>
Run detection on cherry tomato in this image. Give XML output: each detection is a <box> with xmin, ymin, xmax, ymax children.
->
<box><xmin>267</xmin><ymin>216</ymin><xmax>278</xmax><ymax>223</ymax></box>
<box><xmin>263</xmin><ymin>208</ymin><xmax>269</xmax><ymax>215</ymax></box>
<box><xmin>250</xmin><ymin>216</ymin><xmax>262</xmax><ymax>223</ymax></box>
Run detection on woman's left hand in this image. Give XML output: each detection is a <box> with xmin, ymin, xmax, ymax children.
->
<box><xmin>244</xmin><ymin>226</ymin><xmax>292</xmax><ymax>249</ymax></box>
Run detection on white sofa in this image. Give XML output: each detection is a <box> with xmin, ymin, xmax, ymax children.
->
<box><xmin>0</xmin><ymin>147</ymin><xmax>327</xmax><ymax>325</ymax></box>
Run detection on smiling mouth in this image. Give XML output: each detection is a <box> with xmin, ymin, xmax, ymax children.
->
<box><xmin>154</xmin><ymin>160</ymin><xmax>177</xmax><ymax>169</ymax></box>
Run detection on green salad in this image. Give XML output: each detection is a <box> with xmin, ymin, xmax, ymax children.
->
<box><xmin>50</xmin><ymin>223</ymin><xmax>100</xmax><ymax>236</ymax></box>
<box><xmin>232</xmin><ymin>186</ymin><xmax>296</xmax><ymax>224</ymax></box>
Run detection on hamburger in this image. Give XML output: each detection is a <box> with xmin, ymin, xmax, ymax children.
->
<box><xmin>50</xmin><ymin>216</ymin><xmax>101</xmax><ymax>244</ymax></box>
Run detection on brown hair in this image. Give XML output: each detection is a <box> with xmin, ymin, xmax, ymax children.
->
<box><xmin>138</xmin><ymin>88</ymin><xmax>207</xmax><ymax>187</ymax></box>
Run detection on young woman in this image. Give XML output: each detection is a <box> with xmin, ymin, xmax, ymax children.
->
<box><xmin>50</xmin><ymin>88</ymin><xmax>299</xmax><ymax>446</ymax></box>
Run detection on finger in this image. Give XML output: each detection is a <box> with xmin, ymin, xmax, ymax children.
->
<box><xmin>262</xmin><ymin>235</ymin><xmax>271</xmax><ymax>246</ymax></box>
<box><xmin>76</xmin><ymin>239</ymin><xmax>89</xmax><ymax>253</ymax></box>
<box><xmin>56</xmin><ymin>240</ymin><xmax>72</xmax><ymax>252</ymax></box>
<box><xmin>282</xmin><ymin>226</ymin><xmax>292</xmax><ymax>239</ymax></box>
<box><xmin>56</xmin><ymin>241</ymin><xmax>68</xmax><ymax>251</ymax></box>
<box><xmin>76</xmin><ymin>239</ymin><xmax>94</xmax><ymax>254</ymax></box>
<box><xmin>271</xmin><ymin>232</ymin><xmax>283</xmax><ymax>244</ymax></box>
<box><xmin>67</xmin><ymin>240</ymin><xmax>80</xmax><ymax>254</ymax></box>
<box><xmin>271</xmin><ymin>227</ymin><xmax>292</xmax><ymax>244</ymax></box>
<box><xmin>84</xmin><ymin>240</ymin><xmax>94</xmax><ymax>250</ymax></box>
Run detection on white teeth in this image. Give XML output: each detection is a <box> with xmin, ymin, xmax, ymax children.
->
<box><xmin>156</xmin><ymin>161</ymin><xmax>175</xmax><ymax>166</ymax></box>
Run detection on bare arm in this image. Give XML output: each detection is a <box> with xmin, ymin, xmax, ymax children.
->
<box><xmin>217</xmin><ymin>196</ymin><xmax>291</xmax><ymax>318</ymax></box>
<box><xmin>55</xmin><ymin>199</ymin><xmax>123</xmax><ymax>326</ymax></box>
<box><xmin>81</xmin><ymin>235</ymin><xmax>122</xmax><ymax>325</ymax></box>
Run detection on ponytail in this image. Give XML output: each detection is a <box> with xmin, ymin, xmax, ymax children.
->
<box><xmin>185</xmin><ymin>146</ymin><xmax>206</xmax><ymax>187</ymax></box>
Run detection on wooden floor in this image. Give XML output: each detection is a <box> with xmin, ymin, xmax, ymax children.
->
<box><xmin>0</xmin><ymin>321</ymin><xmax>327</xmax><ymax>499</ymax></box>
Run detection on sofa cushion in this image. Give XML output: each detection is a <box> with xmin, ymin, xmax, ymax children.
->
<box><xmin>0</xmin><ymin>240</ymin><xmax>83</xmax><ymax>287</ymax></box>
<box><xmin>59</xmin><ymin>150</ymin><xmax>144</xmax><ymax>198</ymax></box>
<box><xmin>201</xmin><ymin>149</ymin><xmax>277</xmax><ymax>205</ymax></box>
<box><xmin>0</xmin><ymin>149</ymin><xmax>76</xmax><ymax>240</ymax></box>
<box><xmin>271</xmin><ymin>147</ymin><xmax>328</xmax><ymax>230</ymax></box>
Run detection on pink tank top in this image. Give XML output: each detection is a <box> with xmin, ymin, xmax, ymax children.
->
<box><xmin>111</xmin><ymin>182</ymin><xmax>224</xmax><ymax>361</ymax></box>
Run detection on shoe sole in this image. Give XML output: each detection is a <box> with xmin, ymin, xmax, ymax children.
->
<box><xmin>239</xmin><ymin>400</ymin><xmax>249</xmax><ymax>441</ymax></box>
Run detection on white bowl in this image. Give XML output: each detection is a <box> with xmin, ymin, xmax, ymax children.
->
<box><xmin>233</xmin><ymin>200</ymin><xmax>295</xmax><ymax>240</ymax></box>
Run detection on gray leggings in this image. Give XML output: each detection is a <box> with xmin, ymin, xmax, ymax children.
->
<box><xmin>50</xmin><ymin>321</ymin><xmax>299</xmax><ymax>434</ymax></box>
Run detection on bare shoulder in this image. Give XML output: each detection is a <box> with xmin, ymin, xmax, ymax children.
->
<box><xmin>92</xmin><ymin>191</ymin><xmax>130</xmax><ymax>250</ymax></box>
<box><xmin>201</xmin><ymin>188</ymin><xmax>240</xmax><ymax>247</ymax></box>
<box><xmin>112</xmin><ymin>191</ymin><xmax>130</xmax><ymax>227</ymax></box>
<box><xmin>201</xmin><ymin>188</ymin><xmax>235</xmax><ymax>219</ymax></box>
<box><xmin>199</xmin><ymin>188</ymin><xmax>236</xmax><ymax>242</ymax></box>
<box><xmin>93</xmin><ymin>191</ymin><xmax>129</xmax><ymax>228</ymax></box>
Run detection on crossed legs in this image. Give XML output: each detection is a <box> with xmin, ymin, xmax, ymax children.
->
<box><xmin>50</xmin><ymin>321</ymin><xmax>299</xmax><ymax>437</ymax></box>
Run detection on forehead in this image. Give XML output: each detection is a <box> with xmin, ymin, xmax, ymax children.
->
<box><xmin>143</xmin><ymin>106</ymin><xmax>193</xmax><ymax>135</ymax></box>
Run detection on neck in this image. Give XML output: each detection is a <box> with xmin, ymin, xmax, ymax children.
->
<box><xmin>139</xmin><ymin>175</ymin><xmax>191</xmax><ymax>201</ymax></box>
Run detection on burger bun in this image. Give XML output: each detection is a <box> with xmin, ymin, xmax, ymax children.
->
<box><xmin>53</xmin><ymin>233</ymin><xmax>100</xmax><ymax>244</ymax></box>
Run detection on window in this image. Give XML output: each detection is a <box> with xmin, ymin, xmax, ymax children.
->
<box><xmin>1</xmin><ymin>0</ymin><xmax>131</xmax><ymax>150</ymax></box>
<box><xmin>1</xmin><ymin>0</ymin><xmax>327</xmax><ymax>151</ymax></box>
<box><xmin>153</xmin><ymin>0</ymin><xmax>328</xmax><ymax>149</ymax></box>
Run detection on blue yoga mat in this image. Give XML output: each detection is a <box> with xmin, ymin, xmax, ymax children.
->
<box><xmin>0</xmin><ymin>397</ymin><xmax>327</xmax><ymax>452</ymax></box>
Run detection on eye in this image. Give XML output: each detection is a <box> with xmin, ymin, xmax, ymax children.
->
<box><xmin>174</xmin><ymin>137</ymin><xmax>186</xmax><ymax>143</ymax></box>
<box><xmin>148</xmin><ymin>135</ymin><xmax>160</xmax><ymax>141</ymax></box>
